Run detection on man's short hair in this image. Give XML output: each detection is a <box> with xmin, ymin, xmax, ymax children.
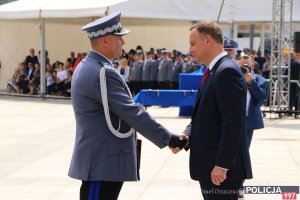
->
<box><xmin>190</xmin><ymin>21</ymin><xmax>223</xmax><ymax>45</ymax></box>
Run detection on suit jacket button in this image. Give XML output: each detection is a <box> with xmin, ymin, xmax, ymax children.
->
<box><xmin>120</xmin><ymin>149</ymin><xmax>124</xmax><ymax>153</ymax></box>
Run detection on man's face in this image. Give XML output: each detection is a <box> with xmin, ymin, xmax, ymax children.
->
<box><xmin>175</xmin><ymin>56</ymin><xmax>182</xmax><ymax>61</ymax></box>
<box><xmin>146</xmin><ymin>54</ymin><xmax>152</xmax><ymax>59</ymax></box>
<box><xmin>30</xmin><ymin>49</ymin><xmax>34</xmax><ymax>55</ymax></box>
<box><xmin>189</xmin><ymin>29</ymin><xmax>207</xmax><ymax>64</ymax></box>
<box><xmin>105</xmin><ymin>35</ymin><xmax>125</xmax><ymax>59</ymax></box>
<box><xmin>237</xmin><ymin>59</ymin><xmax>253</xmax><ymax>70</ymax></box>
<box><xmin>225</xmin><ymin>49</ymin><xmax>235</xmax><ymax>59</ymax></box>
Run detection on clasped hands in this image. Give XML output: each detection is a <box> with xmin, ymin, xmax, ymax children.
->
<box><xmin>168</xmin><ymin>133</ymin><xmax>189</xmax><ymax>153</ymax></box>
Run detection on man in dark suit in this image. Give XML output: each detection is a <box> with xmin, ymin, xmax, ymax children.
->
<box><xmin>25</xmin><ymin>48</ymin><xmax>39</xmax><ymax>66</ymax></box>
<box><xmin>172</xmin><ymin>21</ymin><xmax>252</xmax><ymax>200</ymax></box>
<box><xmin>289</xmin><ymin>51</ymin><xmax>300</xmax><ymax>117</ymax></box>
<box><xmin>67</xmin><ymin>51</ymin><xmax>77</xmax><ymax>66</ymax></box>
<box><xmin>68</xmin><ymin>12</ymin><xmax>186</xmax><ymax>200</ymax></box>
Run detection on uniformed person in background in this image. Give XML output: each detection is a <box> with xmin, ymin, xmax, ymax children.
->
<box><xmin>182</xmin><ymin>53</ymin><xmax>196</xmax><ymax>73</ymax></box>
<box><xmin>149</xmin><ymin>50</ymin><xmax>160</xmax><ymax>89</ymax></box>
<box><xmin>192</xmin><ymin>62</ymin><xmax>201</xmax><ymax>72</ymax></box>
<box><xmin>68</xmin><ymin>12</ymin><xmax>187</xmax><ymax>200</ymax></box>
<box><xmin>150</xmin><ymin>49</ymin><xmax>162</xmax><ymax>89</ymax></box>
<box><xmin>224</xmin><ymin>39</ymin><xmax>238</xmax><ymax>59</ymax></box>
<box><xmin>157</xmin><ymin>49</ymin><xmax>173</xmax><ymax>89</ymax></box>
<box><xmin>166</xmin><ymin>50</ymin><xmax>175</xmax><ymax>89</ymax></box>
<box><xmin>141</xmin><ymin>51</ymin><xmax>154</xmax><ymax>89</ymax></box>
<box><xmin>131</xmin><ymin>50</ymin><xmax>144</xmax><ymax>95</ymax></box>
<box><xmin>170</xmin><ymin>51</ymin><xmax>183</xmax><ymax>89</ymax></box>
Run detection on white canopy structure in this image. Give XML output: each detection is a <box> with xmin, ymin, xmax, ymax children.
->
<box><xmin>1</xmin><ymin>0</ymin><xmax>300</xmax><ymax>22</ymax></box>
<box><xmin>0</xmin><ymin>0</ymin><xmax>127</xmax><ymax>19</ymax></box>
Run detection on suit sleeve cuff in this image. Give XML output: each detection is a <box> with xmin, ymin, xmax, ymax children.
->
<box><xmin>215</xmin><ymin>165</ymin><xmax>228</xmax><ymax>171</ymax></box>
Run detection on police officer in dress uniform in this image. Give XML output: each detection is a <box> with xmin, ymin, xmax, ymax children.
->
<box><xmin>157</xmin><ymin>50</ymin><xmax>173</xmax><ymax>89</ymax></box>
<box><xmin>224</xmin><ymin>39</ymin><xmax>238</xmax><ymax>60</ymax></box>
<box><xmin>166</xmin><ymin>51</ymin><xmax>174</xmax><ymax>89</ymax></box>
<box><xmin>68</xmin><ymin>12</ymin><xmax>187</xmax><ymax>200</ymax></box>
<box><xmin>171</xmin><ymin>51</ymin><xmax>183</xmax><ymax>89</ymax></box>
<box><xmin>141</xmin><ymin>51</ymin><xmax>153</xmax><ymax>89</ymax></box>
<box><xmin>131</xmin><ymin>50</ymin><xmax>144</xmax><ymax>95</ymax></box>
<box><xmin>182</xmin><ymin>53</ymin><xmax>196</xmax><ymax>73</ymax></box>
<box><xmin>150</xmin><ymin>49</ymin><xmax>162</xmax><ymax>89</ymax></box>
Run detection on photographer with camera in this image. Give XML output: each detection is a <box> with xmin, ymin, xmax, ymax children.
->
<box><xmin>237</xmin><ymin>55</ymin><xmax>268</xmax><ymax>198</ymax></box>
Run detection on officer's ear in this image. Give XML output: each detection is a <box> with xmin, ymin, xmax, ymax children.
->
<box><xmin>100</xmin><ymin>36</ymin><xmax>109</xmax><ymax>46</ymax></box>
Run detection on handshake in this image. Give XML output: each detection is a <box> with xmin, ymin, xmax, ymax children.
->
<box><xmin>168</xmin><ymin>134</ymin><xmax>189</xmax><ymax>151</ymax></box>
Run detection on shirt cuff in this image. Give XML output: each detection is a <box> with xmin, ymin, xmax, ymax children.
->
<box><xmin>216</xmin><ymin>165</ymin><xmax>228</xmax><ymax>171</ymax></box>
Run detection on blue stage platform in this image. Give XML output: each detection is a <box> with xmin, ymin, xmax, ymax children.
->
<box><xmin>133</xmin><ymin>67</ymin><xmax>205</xmax><ymax>116</ymax></box>
<box><xmin>133</xmin><ymin>89</ymin><xmax>197</xmax><ymax>107</ymax></box>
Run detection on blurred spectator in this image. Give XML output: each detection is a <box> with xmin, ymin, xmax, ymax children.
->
<box><xmin>72</xmin><ymin>53</ymin><xmax>82</xmax><ymax>72</ymax></box>
<box><xmin>127</xmin><ymin>49</ymin><xmax>136</xmax><ymax>68</ymax></box>
<box><xmin>235</xmin><ymin>50</ymin><xmax>242</xmax><ymax>60</ymax></box>
<box><xmin>243</xmin><ymin>48</ymin><xmax>251</xmax><ymax>56</ymax></box>
<box><xmin>289</xmin><ymin>51</ymin><xmax>300</xmax><ymax>116</ymax></box>
<box><xmin>25</xmin><ymin>48</ymin><xmax>39</xmax><ymax>65</ymax></box>
<box><xmin>170</xmin><ymin>51</ymin><xmax>183</xmax><ymax>89</ymax></box>
<box><xmin>141</xmin><ymin>51</ymin><xmax>154</xmax><ymax>89</ymax></box>
<box><xmin>6</xmin><ymin>62</ymin><xmax>26</xmax><ymax>93</ymax></box>
<box><xmin>136</xmin><ymin>45</ymin><xmax>145</xmax><ymax>60</ymax></box>
<box><xmin>223</xmin><ymin>39</ymin><xmax>237</xmax><ymax>59</ymax></box>
<box><xmin>131</xmin><ymin>50</ymin><xmax>144</xmax><ymax>95</ymax></box>
<box><xmin>28</xmin><ymin>63</ymin><xmax>41</xmax><ymax>95</ymax></box>
<box><xmin>113</xmin><ymin>59</ymin><xmax>121</xmax><ymax>71</ymax></box>
<box><xmin>120</xmin><ymin>57</ymin><xmax>130</xmax><ymax>83</ymax></box>
<box><xmin>56</xmin><ymin>62</ymin><xmax>68</xmax><ymax>96</ymax></box>
<box><xmin>17</xmin><ymin>62</ymin><xmax>35</xmax><ymax>94</ymax></box>
<box><xmin>68</xmin><ymin>51</ymin><xmax>77</xmax><ymax>66</ymax></box>
<box><xmin>262</xmin><ymin>55</ymin><xmax>271</xmax><ymax>79</ymax></box>
<box><xmin>38</xmin><ymin>50</ymin><xmax>50</xmax><ymax>65</ymax></box>
<box><xmin>254</xmin><ymin>50</ymin><xmax>266</xmax><ymax>74</ymax></box>
<box><xmin>182</xmin><ymin>53</ymin><xmax>195</xmax><ymax>73</ymax></box>
<box><xmin>46</xmin><ymin>69</ymin><xmax>56</xmax><ymax>95</ymax></box>
<box><xmin>157</xmin><ymin>50</ymin><xmax>172</xmax><ymax>89</ymax></box>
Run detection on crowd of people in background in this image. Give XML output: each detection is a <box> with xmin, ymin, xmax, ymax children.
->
<box><xmin>6</xmin><ymin>46</ymin><xmax>202</xmax><ymax>97</ymax></box>
<box><xmin>5</xmin><ymin>44</ymin><xmax>300</xmax><ymax>112</ymax></box>
<box><xmin>224</xmin><ymin>43</ymin><xmax>300</xmax><ymax>114</ymax></box>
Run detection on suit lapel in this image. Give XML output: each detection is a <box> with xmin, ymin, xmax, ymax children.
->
<box><xmin>192</xmin><ymin>55</ymin><xmax>230</xmax><ymax>118</ymax></box>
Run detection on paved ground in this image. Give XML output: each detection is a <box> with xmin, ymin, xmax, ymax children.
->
<box><xmin>0</xmin><ymin>97</ymin><xmax>299</xmax><ymax>200</ymax></box>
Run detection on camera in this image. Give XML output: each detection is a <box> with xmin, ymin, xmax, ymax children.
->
<box><xmin>241</xmin><ymin>64</ymin><xmax>251</xmax><ymax>74</ymax></box>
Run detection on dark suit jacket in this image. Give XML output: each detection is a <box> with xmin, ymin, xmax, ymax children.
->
<box><xmin>247</xmin><ymin>74</ymin><xmax>267</xmax><ymax>131</ymax></box>
<box><xmin>184</xmin><ymin>55</ymin><xmax>253</xmax><ymax>181</ymax></box>
<box><xmin>25</xmin><ymin>55</ymin><xmax>39</xmax><ymax>65</ymax></box>
<box><xmin>25</xmin><ymin>67</ymin><xmax>35</xmax><ymax>80</ymax></box>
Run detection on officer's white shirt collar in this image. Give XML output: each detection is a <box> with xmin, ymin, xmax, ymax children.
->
<box><xmin>208</xmin><ymin>51</ymin><xmax>227</xmax><ymax>71</ymax></box>
<box><xmin>91</xmin><ymin>49</ymin><xmax>113</xmax><ymax>66</ymax></box>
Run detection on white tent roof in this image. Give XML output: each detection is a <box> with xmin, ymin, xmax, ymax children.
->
<box><xmin>0</xmin><ymin>0</ymin><xmax>299</xmax><ymax>22</ymax></box>
<box><xmin>109</xmin><ymin>0</ymin><xmax>300</xmax><ymax>22</ymax></box>
<box><xmin>0</xmin><ymin>0</ymin><xmax>127</xmax><ymax>19</ymax></box>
